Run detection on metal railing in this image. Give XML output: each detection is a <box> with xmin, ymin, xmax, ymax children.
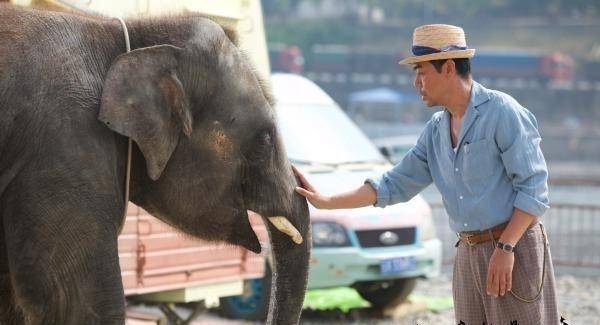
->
<box><xmin>430</xmin><ymin>203</ymin><xmax>600</xmax><ymax>268</ymax></box>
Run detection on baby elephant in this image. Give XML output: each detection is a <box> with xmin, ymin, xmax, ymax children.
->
<box><xmin>0</xmin><ymin>4</ymin><xmax>309</xmax><ymax>325</ymax></box>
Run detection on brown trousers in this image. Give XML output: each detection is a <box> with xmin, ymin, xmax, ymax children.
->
<box><xmin>453</xmin><ymin>222</ymin><xmax>561</xmax><ymax>325</ymax></box>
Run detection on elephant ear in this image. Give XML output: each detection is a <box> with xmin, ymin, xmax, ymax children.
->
<box><xmin>99</xmin><ymin>45</ymin><xmax>193</xmax><ymax>180</ymax></box>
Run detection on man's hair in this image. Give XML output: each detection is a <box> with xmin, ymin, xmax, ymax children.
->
<box><xmin>430</xmin><ymin>58</ymin><xmax>471</xmax><ymax>79</ymax></box>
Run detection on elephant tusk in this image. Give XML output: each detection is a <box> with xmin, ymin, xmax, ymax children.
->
<box><xmin>267</xmin><ymin>216</ymin><xmax>303</xmax><ymax>244</ymax></box>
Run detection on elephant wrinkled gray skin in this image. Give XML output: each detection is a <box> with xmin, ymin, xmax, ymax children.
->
<box><xmin>0</xmin><ymin>4</ymin><xmax>310</xmax><ymax>325</ymax></box>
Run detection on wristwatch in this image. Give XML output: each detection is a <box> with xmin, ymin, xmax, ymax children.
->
<box><xmin>496</xmin><ymin>241</ymin><xmax>514</xmax><ymax>253</ymax></box>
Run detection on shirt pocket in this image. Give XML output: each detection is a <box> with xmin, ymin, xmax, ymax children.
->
<box><xmin>462</xmin><ymin>138</ymin><xmax>494</xmax><ymax>181</ymax></box>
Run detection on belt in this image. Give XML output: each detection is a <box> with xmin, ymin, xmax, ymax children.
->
<box><xmin>456</xmin><ymin>222</ymin><xmax>508</xmax><ymax>246</ymax></box>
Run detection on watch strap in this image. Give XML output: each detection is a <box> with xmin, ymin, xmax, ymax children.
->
<box><xmin>496</xmin><ymin>241</ymin><xmax>514</xmax><ymax>253</ymax></box>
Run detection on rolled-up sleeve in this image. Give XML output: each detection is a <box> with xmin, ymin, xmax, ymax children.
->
<box><xmin>365</xmin><ymin>121</ymin><xmax>433</xmax><ymax>208</ymax></box>
<box><xmin>495</xmin><ymin>105</ymin><xmax>550</xmax><ymax>217</ymax></box>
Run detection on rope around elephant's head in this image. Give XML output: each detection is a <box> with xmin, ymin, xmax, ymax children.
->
<box><xmin>116</xmin><ymin>17</ymin><xmax>133</xmax><ymax>231</ymax></box>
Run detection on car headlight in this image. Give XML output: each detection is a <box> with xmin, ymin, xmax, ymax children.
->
<box><xmin>311</xmin><ymin>221</ymin><xmax>351</xmax><ymax>247</ymax></box>
<box><xmin>420</xmin><ymin>212</ymin><xmax>437</xmax><ymax>241</ymax></box>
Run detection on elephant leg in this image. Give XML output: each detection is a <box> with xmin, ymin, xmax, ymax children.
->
<box><xmin>4</xmin><ymin>212</ymin><xmax>126</xmax><ymax>325</ymax></box>
<box><xmin>0</xmin><ymin>220</ymin><xmax>25</xmax><ymax>325</ymax></box>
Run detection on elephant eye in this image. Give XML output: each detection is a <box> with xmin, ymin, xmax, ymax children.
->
<box><xmin>245</xmin><ymin>130</ymin><xmax>274</xmax><ymax>163</ymax></box>
<box><xmin>254</xmin><ymin>128</ymin><xmax>274</xmax><ymax>147</ymax></box>
<box><xmin>261</xmin><ymin>132</ymin><xmax>272</xmax><ymax>146</ymax></box>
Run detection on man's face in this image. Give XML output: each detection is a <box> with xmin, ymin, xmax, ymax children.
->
<box><xmin>412</xmin><ymin>61</ymin><xmax>447</xmax><ymax>107</ymax></box>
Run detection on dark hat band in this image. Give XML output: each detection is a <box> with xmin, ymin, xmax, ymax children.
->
<box><xmin>412</xmin><ymin>44</ymin><xmax>468</xmax><ymax>56</ymax></box>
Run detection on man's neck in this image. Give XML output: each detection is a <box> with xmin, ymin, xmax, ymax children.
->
<box><xmin>444</xmin><ymin>78</ymin><xmax>473</xmax><ymax>119</ymax></box>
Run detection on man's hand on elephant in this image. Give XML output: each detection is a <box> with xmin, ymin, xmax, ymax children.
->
<box><xmin>292</xmin><ymin>165</ymin><xmax>333</xmax><ymax>209</ymax></box>
<box><xmin>486</xmin><ymin>247</ymin><xmax>514</xmax><ymax>297</ymax></box>
<box><xmin>292</xmin><ymin>165</ymin><xmax>378</xmax><ymax>210</ymax></box>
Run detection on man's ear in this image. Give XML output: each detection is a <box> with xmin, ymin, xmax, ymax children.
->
<box><xmin>444</xmin><ymin>59</ymin><xmax>456</xmax><ymax>77</ymax></box>
<box><xmin>99</xmin><ymin>45</ymin><xmax>193</xmax><ymax>180</ymax></box>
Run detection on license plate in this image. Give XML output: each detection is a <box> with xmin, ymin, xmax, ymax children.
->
<box><xmin>380</xmin><ymin>256</ymin><xmax>416</xmax><ymax>275</ymax></box>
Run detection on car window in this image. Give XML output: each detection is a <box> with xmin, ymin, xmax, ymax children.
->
<box><xmin>277</xmin><ymin>103</ymin><xmax>386</xmax><ymax>165</ymax></box>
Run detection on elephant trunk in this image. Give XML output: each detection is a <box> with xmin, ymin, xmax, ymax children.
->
<box><xmin>263</xmin><ymin>198</ymin><xmax>310</xmax><ymax>324</ymax></box>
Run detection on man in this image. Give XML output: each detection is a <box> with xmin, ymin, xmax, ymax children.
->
<box><xmin>294</xmin><ymin>24</ymin><xmax>562</xmax><ymax>324</ymax></box>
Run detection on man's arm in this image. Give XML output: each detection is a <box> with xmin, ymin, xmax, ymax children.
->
<box><xmin>293</xmin><ymin>165</ymin><xmax>377</xmax><ymax>209</ymax></box>
<box><xmin>487</xmin><ymin>106</ymin><xmax>549</xmax><ymax>297</ymax></box>
<box><xmin>498</xmin><ymin>208</ymin><xmax>540</xmax><ymax>246</ymax></box>
<box><xmin>293</xmin><ymin>119</ymin><xmax>435</xmax><ymax>210</ymax></box>
<box><xmin>487</xmin><ymin>208</ymin><xmax>539</xmax><ymax>297</ymax></box>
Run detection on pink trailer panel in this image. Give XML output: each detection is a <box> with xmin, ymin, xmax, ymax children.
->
<box><xmin>118</xmin><ymin>203</ymin><xmax>267</xmax><ymax>296</ymax></box>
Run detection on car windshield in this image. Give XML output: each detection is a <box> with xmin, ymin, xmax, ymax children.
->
<box><xmin>277</xmin><ymin>103</ymin><xmax>386</xmax><ymax>165</ymax></box>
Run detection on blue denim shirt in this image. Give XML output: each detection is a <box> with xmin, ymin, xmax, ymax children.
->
<box><xmin>366</xmin><ymin>81</ymin><xmax>550</xmax><ymax>232</ymax></box>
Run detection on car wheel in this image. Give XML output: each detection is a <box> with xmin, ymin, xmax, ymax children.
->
<box><xmin>218</xmin><ymin>264</ymin><xmax>271</xmax><ymax>321</ymax></box>
<box><xmin>353</xmin><ymin>277</ymin><xmax>417</xmax><ymax>309</ymax></box>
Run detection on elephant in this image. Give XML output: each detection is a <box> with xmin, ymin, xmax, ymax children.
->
<box><xmin>0</xmin><ymin>4</ymin><xmax>310</xmax><ymax>325</ymax></box>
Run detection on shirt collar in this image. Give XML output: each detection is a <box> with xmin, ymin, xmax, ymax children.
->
<box><xmin>433</xmin><ymin>80</ymin><xmax>491</xmax><ymax>157</ymax></box>
<box><xmin>469</xmin><ymin>80</ymin><xmax>491</xmax><ymax>112</ymax></box>
<box><xmin>432</xmin><ymin>79</ymin><xmax>490</xmax><ymax>127</ymax></box>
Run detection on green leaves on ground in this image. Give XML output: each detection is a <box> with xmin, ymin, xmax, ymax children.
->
<box><xmin>303</xmin><ymin>287</ymin><xmax>453</xmax><ymax>313</ymax></box>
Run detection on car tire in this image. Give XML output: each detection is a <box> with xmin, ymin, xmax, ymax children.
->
<box><xmin>353</xmin><ymin>277</ymin><xmax>417</xmax><ymax>309</ymax></box>
<box><xmin>218</xmin><ymin>264</ymin><xmax>271</xmax><ymax>321</ymax></box>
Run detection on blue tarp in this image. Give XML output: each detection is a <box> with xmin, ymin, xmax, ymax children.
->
<box><xmin>348</xmin><ymin>87</ymin><xmax>419</xmax><ymax>104</ymax></box>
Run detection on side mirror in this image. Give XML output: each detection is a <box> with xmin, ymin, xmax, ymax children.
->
<box><xmin>379</xmin><ymin>146</ymin><xmax>391</xmax><ymax>160</ymax></box>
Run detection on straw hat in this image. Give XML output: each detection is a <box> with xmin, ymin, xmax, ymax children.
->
<box><xmin>398</xmin><ymin>24</ymin><xmax>475</xmax><ymax>65</ymax></box>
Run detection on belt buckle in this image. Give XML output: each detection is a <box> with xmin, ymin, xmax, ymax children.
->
<box><xmin>457</xmin><ymin>233</ymin><xmax>477</xmax><ymax>246</ymax></box>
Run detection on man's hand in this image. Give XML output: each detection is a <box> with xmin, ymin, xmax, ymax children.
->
<box><xmin>292</xmin><ymin>165</ymin><xmax>377</xmax><ymax>210</ymax></box>
<box><xmin>485</xmin><ymin>208</ymin><xmax>537</xmax><ymax>297</ymax></box>
<box><xmin>292</xmin><ymin>165</ymin><xmax>333</xmax><ymax>209</ymax></box>
<box><xmin>486</xmin><ymin>247</ymin><xmax>515</xmax><ymax>297</ymax></box>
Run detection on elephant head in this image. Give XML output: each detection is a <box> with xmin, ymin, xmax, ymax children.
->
<box><xmin>99</xmin><ymin>18</ymin><xmax>310</xmax><ymax>324</ymax></box>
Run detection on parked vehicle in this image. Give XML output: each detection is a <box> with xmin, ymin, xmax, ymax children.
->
<box><xmin>119</xmin><ymin>205</ymin><xmax>267</xmax><ymax>301</ymax></box>
<box><xmin>306</xmin><ymin>44</ymin><xmax>405</xmax><ymax>75</ymax></box>
<box><xmin>220</xmin><ymin>73</ymin><xmax>442</xmax><ymax>320</ymax></box>
<box><xmin>269</xmin><ymin>43</ymin><xmax>305</xmax><ymax>74</ymax></box>
<box><xmin>372</xmin><ymin>134</ymin><xmax>420</xmax><ymax>164</ymax></box>
<box><xmin>472</xmin><ymin>50</ymin><xmax>574</xmax><ymax>84</ymax></box>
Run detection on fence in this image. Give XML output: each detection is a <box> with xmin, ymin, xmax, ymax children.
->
<box><xmin>430</xmin><ymin>203</ymin><xmax>600</xmax><ymax>268</ymax></box>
